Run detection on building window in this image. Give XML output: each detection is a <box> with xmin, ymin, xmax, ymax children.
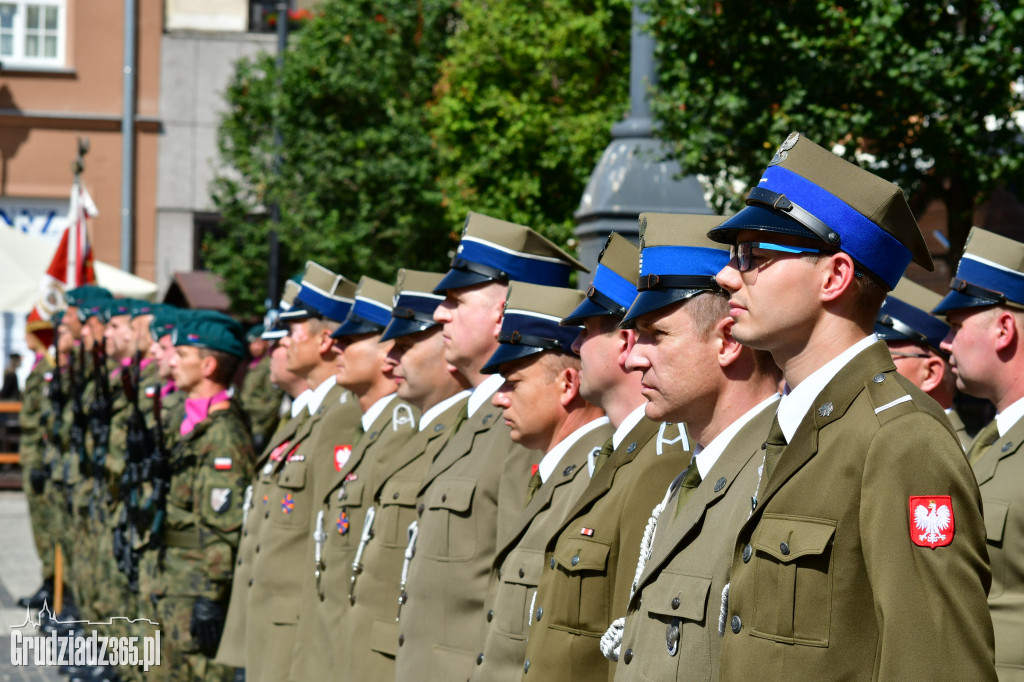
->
<box><xmin>0</xmin><ymin>0</ymin><xmax>64</xmax><ymax>69</ymax></box>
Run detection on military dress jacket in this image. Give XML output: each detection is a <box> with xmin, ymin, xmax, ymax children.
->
<box><xmin>151</xmin><ymin>398</ymin><xmax>255</xmax><ymax>601</ymax></box>
<box><xmin>393</xmin><ymin>399</ymin><xmax>539</xmax><ymax>682</ymax></box>
<box><xmin>972</xmin><ymin>416</ymin><xmax>1024</xmax><ymax>677</ymax></box>
<box><xmin>342</xmin><ymin>395</ymin><xmax>469</xmax><ymax>682</ymax></box>
<box><xmin>244</xmin><ymin>383</ymin><xmax>361</xmax><ymax>681</ymax></box>
<box><xmin>215</xmin><ymin>408</ymin><xmax>308</xmax><ymax>667</ymax></box>
<box><xmin>472</xmin><ymin>420</ymin><xmax>612</xmax><ymax>682</ymax></box>
<box><xmin>613</xmin><ymin>406</ymin><xmax>774</xmax><ymax>682</ymax></box>
<box><xmin>240</xmin><ymin>354</ymin><xmax>284</xmax><ymax>453</ymax></box>
<box><xmin>719</xmin><ymin>342</ymin><xmax>996</xmax><ymax>680</ymax></box>
<box><xmin>521</xmin><ymin>418</ymin><xmax>692</xmax><ymax>682</ymax></box>
<box><xmin>287</xmin><ymin>395</ymin><xmax>419</xmax><ymax>681</ymax></box>
<box><xmin>948</xmin><ymin>406</ymin><xmax>974</xmax><ymax>450</ymax></box>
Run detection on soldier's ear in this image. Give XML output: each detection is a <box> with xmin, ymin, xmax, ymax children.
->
<box><xmin>199</xmin><ymin>353</ymin><xmax>219</xmax><ymax>380</ymax></box>
<box><xmin>716</xmin><ymin>316</ymin><xmax>744</xmax><ymax>370</ymax></box>
<box><xmin>617</xmin><ymin>328</ymin><xmax>637</xmax><ymax>369</ymax></box>
<box><xmin>559</xmin><ymin>364</ymin><xmax>583</xmax><ymax>408</ymax></box>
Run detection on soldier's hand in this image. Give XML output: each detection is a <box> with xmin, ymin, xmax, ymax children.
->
<box><xmin>29</xmin><ymin>468</ymin><xmax>47</xmax><ymax>495</ymax></box>
<box><xmin>189</xmin><ymin>597</ymin><xmax>226</xmax><ymax>656</ymax></box>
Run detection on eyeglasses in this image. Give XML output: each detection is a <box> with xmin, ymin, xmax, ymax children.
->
<box><xmin>730</xmin><ymin>241</ymin><xmax>824</xmax><ymax>273</ymax></box>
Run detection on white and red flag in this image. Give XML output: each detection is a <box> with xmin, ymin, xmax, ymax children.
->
<box><xmin>27</xmin><ymin>180</ymin><xmax>98</xmax><ymax>326</ymax></box>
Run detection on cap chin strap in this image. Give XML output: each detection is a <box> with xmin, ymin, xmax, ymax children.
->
<box><xmin>949</xmin><ymin>277</ymin><xmax>1024</xmax><ymax>310</ymax></box>
<box><xmin>637</xmin><ymin>274</ymin><xmax>721</xmax><ymax>293</ymax></box>
<box><xmin>876</xmin><ymin>314</ymin><xmax>947</xmax><ymax>357</ymax></box>
<box><xmin>746</xmin><ymin>186</ymin><xmax>841</xmax><ymax>246</ymax></box>
<box><xmin>585</xmin><ymin>285</ymin><xmax>626</xmax><ymax>316</ymax></box>
<box><xmin>497</xmin><ymin>331</ymin><xmax>564</xmax><ymax>353</ymax></box>
<box><xmin>391</xmin><ymin>306</ymin><xmax>436</xmax><ymax>325</ymax></box>
<box><xmin>450</xmin><ymin>257</ymin><xmax>508</xmax><ymax>283</ymax></box>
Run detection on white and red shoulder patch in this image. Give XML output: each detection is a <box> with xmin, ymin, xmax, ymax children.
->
<box><xmin>910</xmin><ymin>495</ymin><xmax>954</xmax><ymax>548</ymax></box>
<box><xmin>214</xmin><ymin>457</ymin><xmax>233</xmax><ymax>471</ymax></box>
<box><xmin>334</xmin><ymin>445</ymin><xmax>352</xmax><ymax>472</ymax></box>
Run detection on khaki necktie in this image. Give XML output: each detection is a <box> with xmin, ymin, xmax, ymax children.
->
<box><xmin>966</xmin><ymin>419</ymin><xmax>999</xmax><ymax>465</ymax></box>
<box><xmin>755</xmin><ymin>414</ymin><xmax>786</xmax><ymax>504</ymax></box>
<box><xmin>592</xmin><ymin>438</ymin><xmax>614</xmax><ymax>476</ymax></box>
<box><xmin>525</xmin><ymin>470</ymin><xmax>543</xmax><ymax>505</ymax></box>
<box><xmin>450</xmin><ymin>402</ymin><xmax>470</xmax><ymax>435</ymax></box>
<box><xmin>674</xmin><ymin>458</ymin><xmax>703</xmax><ymax>516</ymax></box>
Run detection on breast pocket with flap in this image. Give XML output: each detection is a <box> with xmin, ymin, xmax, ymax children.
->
<box><xmin>547</xmin><ymin>535</ymin><xmax>612</xmax><ymax>634</ymax></box>
<box><xmin>631</xmin><ymin>571</ymin><xmax>712</xmax><ymax>682</ymax></box>
<box><xmin>421</xmin><ymin>478</ymin><xmax>477</xmax><ymax>561</ymax></box>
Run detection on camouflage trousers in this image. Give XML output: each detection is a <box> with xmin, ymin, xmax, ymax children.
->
<box><xmin>22</xmin><ymin>472</ymin><xmax>58</xmax><ymax>580</ymax></box>
<box><xmin>147</xmin><ymin>595</ymin><xmax>234</xmax><ymax>682</ymax></box>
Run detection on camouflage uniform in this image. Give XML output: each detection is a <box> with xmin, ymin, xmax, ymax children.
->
<box><xmin>147</xmin><ymin>398</ymin><xmax>254</xmax><ymax>682</ymax></box>
<box><xmin>19</xmin><ymin>353</ymin><xmax>56</xmax><ymax>581</ymax></box>
<box><xmin>240</xmin><ymin>354</ymin><xmax>283</xmax><ymax>454</ymax></box>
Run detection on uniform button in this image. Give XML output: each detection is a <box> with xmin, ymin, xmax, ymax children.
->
<box><xmin>626</xmin><ymin>442</ymin><xmax>637</xmax><ymax>453</ymax></box>
<box><xmin>571</xmin><ymin>555</ymin><xmax>580</xmax><ymax>566</ymax></box>
<box><xmin>255</xmin><ymin>544</ymin><xmax>260</xmax><ymax>553</ymax></box>
<box><xmin>248</xmin><ymin>578</ymin><xmax>253</xmax><ymax>586</ymax></box>
<box><xmin>535</xmin><ymin>607</ymin><xmax>543</xmax><ymax>621</ymax></box>
<box><xmin>264</xmin><ymin>511</ymin><xmax>269</xmax><ymax>518</ymax></box>
<box><xmin>872</xmin><ymin>373</ymin><xmax>885</xmax><ymax>383</ymax></box>
<box><xmin>476</xmin><ymin>653</ymin><xmax>484</xmax><ymax>665</ymax></box>
<box><xmin>550</xmin><ymin>558</ymin><xmax>555</xmax><ymax>569</ymax></box>
<box><xmin>243</xmin><ymin>529</ymin><xmax>248</xmax><ymax>537</ymax></box>
<box><xmin>780</xmin><ymin>542</ymin><xmax>790</xmax><ymax>556</ymax></box>
<box><xmin>731</xmin><ymin>615</ymin><xmax>742</xmax><ymax>633</ymax></box>
<box><xmin>671</xmin><ymin>597</ymin><xmax>680</xmax><ymax>609</ymax></box>
<box><xmin>523</xmin><ymin>659</ymin><xmax>530</xmax><ymax>673</ymax></box>
<box><xmin>742</xmin><ymin>544</ymin><xmax>752</xmax><ymax>563</ymax></box>
<box><xmin>417</xmin><ymin>503</ymin><xmax>425</xmax><ymax>516</ymax></box>
<box><xmin>519</xmin><ymin>568</ymin><xmax>525</xmax><ymax>578</ymax></box>
<box><xmin>623</xmin><ymin>648</ymin><xmax>633</xmax><ymax>664</ymax></box>
<box><xmin>487</xmin><ymin>610</ymin><xmax>493</xmax><ymax>622</ymax></box>
<box><xmin>761</xmin><ymin>441</ymin><xmax>767</xmax><ymax>450</ymax></box>
<box><xmin>441</xmin><ymin>493</ymin><xmax>447</xmax><ymax>503</ymax></box>
<box><xmin>393</xmin><ymin>492</ymin><xmax>400</xmax><ymax>499</ymax></box>
<box><xmin>398</xmin><ymin>634</ymin><xmax>404</xmax><ymax>646</ymax></box>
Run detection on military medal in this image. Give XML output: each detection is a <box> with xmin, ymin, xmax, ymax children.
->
<box><xmin>337</xmin><ymin>510</ymin><xmax>350</xmax><ymax>535</ymax></box>
<box><xmin>580</xmin><ymin>527</ymin><xmax>595</xmax><ymax>537</ymax></box>
<box><xmin>281</xmin><ymin>493</ymin><xmax>295</xmax><ymax>514</ymax></box>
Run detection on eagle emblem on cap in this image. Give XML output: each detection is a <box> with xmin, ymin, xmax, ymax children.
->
<box><xmin>768</xmin><ymin>132</ymin><xmax>800</xmax><ymax>167</ymax></box>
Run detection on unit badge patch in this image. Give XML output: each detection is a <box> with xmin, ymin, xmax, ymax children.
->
<box><xmin>910</xmin><ymin>496</ymin><xmax>954</xmax><ymax>548</ymax></box>
<box><xmin>281</xmin><ymin>493</ymin><xmax>295</xmax><ymax>514</ymax></box>
<box><xmin>334</xmin><ymin>445</ymin><xmax>353</xmax><ymax>472</ymax></box>
<box><xmin>210</xmin><ymin>488</ymin><xmax>231</xmax><ymax>513</ymax></box>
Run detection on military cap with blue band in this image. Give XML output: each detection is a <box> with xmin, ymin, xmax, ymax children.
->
<box><xmin>875</xmin><ymin>277</ymin><xmax>949</xmax><ymax>353</ymax></box>
<box><xmin>562</xmin><ymin>232</ymin><xmax>639</xmax><ymax>326</ymax></box>
<box><xmin>933</xmin><ymin>227</ymin><xmax>1024</xmax><ymax>314</ymax></box>
<box><xmin>434</xmin><ymin>212</ymin><xmax>588</xmax><ymax>293</ymax></box>
<box><xmin>278</xmin><ymin>261</ymin><xmax>357</xmax><ymax>322</ymax></box>
<box><xmin>332</xmin><ymin>276</ymin><xmax>395</xmax><ymax>338</ymax></box>
<box><xmin>482</xmin><ymin>282</ymin><xmax>585</xmax><ymax>374</ymax></box>
<box><xmin>620</xmin><ymin>213</ymin><xmax>730</xmax><ymax>327</ymax></box>
<box><xmin>262</xmin><ymin>280</ymin><xmax>300</xmax><ymax>341</ymax></box>
<box><xmin>707</xmin><ymin>132</ymin><xmax>933</xmax><ymax>290</ymax></box>
<box><xmin>381</xmin><ymin>269</ymin><xmax>446</xmax><ymax>342</ymax></box>
<box><xmin>172</xmin><ymin>310</ymin><xmax>246</xmax><ymax>358</ymax></box>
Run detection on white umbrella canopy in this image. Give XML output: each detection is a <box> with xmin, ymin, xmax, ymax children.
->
<box><xmin>0</xmin><ymin>228</ymin><xmax>157</xmax><ymax>313</ymax></box>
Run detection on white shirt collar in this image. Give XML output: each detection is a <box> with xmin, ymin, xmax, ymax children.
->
<box><xmin>613</xmin><ymin>404</ymin><xmax>649</xmax><ymax>450</ymax></box>
<box><xmin>538</xmin><ymin>416</ymin><xmax>610</xmax><ymax>483</ymax></box>
<box><xmin>777</xmin><ymin>334</ymin><xmax>877</xmax><ymax>443</ymax></box>
<box><xmin>290</xmin><ymin>389</ymin><xmax>312</xmax><ymax>418</ymax></box>
<box><xmin>307</xmin><ymin>375</ymin><xmax>337</xmax><ymax>415</ymax></box>
<box><xmin>469</xmin><ymin>373</ymin><xmax>505</xmax><ymax>417</ymax></box>
<box><xmin>420</xmin><ymin>390</ymin><xmax>472</xmax><ymax>432</ymax></box>
<box><xmin>361</xmin><ymin>393</ymin><xmax>397</xmax><ymax>432</ymax></box>
<box><xmin>692</xmin><ymin>394</ymin><xmax>781</xmax><ymax>479</ymax></box>
<box><xmin>996</xmin><ymin>395</ymin><xmax>1024</xmax><ymax>437</ymax></box>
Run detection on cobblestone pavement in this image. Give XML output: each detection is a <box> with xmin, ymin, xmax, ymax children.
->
<box><xmin>0</xmin><ymin>490</ymin><xmax>66</xmax><ymax>681</ymax></box>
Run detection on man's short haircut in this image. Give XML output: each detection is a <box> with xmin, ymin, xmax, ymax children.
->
<box><xmin>200</xmin><ymin>348</ymin><xmax>240</xmax><ymax>387</ymax></box>
<box><xmin>683</xmin><ymin>291</ymin><xmax>731</xmax><ymax>341</ymax></box>
<box><xmin>539</xmin><ymin>350</ymin><xmax>582</xmax><ymax>379</ymax></box>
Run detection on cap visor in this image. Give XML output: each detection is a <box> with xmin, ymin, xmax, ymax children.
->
<box><xmin>433</xmin><ymin>268</ymin><xmax>493</xmax><ymax>294</ymax></box>
<box><xmin>873</xmin><ymin>321</ymin><xmax>916</xmax><ymax>343</ymax></box>
<box><xmin>620</xmin><ymin>289</ymin><xmax>705</xmax><ymax>328</ymax></box>
<box><xmin>561</xmin><ymin>296</ymin><xmax>619</xmax><ymax>326</ymax></box>
<box><xmin>331</xmin><ymin>317</ymin><xmax>384</xmax><ymax>339</ymax></box>
<box><xmin>481</xmin><ymin>344</ymin><xmax>546</xmax><ymax>375</ymax></box>
<box><xmin>278</xmin><ymin>306</ymin><xmax>315</xmax><ymax>321</ymax></box>
<box><xmin>261</xmin><ymin>329</ymin><xmax>288</xmax><ymax>341</ymax></box>
<box><xmin>707</xmin><ymin>205</ymin><xmax>820</xmax><ymax>245</ymax></box>
<box><xmin>932</xmin><ymin>289</ymin><xmax>999</xmax><ymax>315</ymax></box>
<box><xmin>381</xmin><ymin>318</ymin><xmax>437</xmax><ymax>342</ymax></box>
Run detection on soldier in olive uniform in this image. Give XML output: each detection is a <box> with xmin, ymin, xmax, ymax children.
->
<box><xmin>606</xmin><ymin>216</ymin><xmax>781</xmax><ymax>682</ymax></box>
<box><xmin>341</xmin><ymin>269</ymin><xmax>471</xmax><ymax>681</ymax></box>
<box><xmin>711</xmin><ymin>133</ymin><xmax>995</xmax><ymax>679</ymax></box>
<box><xmin>873</xmin><ymin>276</ymin><xmax>972</xmax><ymax>448</ymax></box>
<box><xmin>216</xmin><ymin>283</ymin><xmax>309</xmax><ymax>670</ymax></box>
<box><xmin>148</xmin><ymin>311</ymin><xmax>254</xmax><ymax>682</ymax></box>
<box><xmin>243</xmin><ymin>263</ymin><xmax>362</xmax><ymax>682</ymax></box>
<box><xmin>394</xmin><ymin>213</ymin><xmax>587</xmax><ymax>681</ymax></box>
<box><xmin>934</xmin><ymin>227</ymin><xmax>1024</xmax><ymax>678</ymax></box>
<box><xmin>519</xmin><ymin>229</ymin><xmax>693</xmax><ymax>681</ymax></box>
<box><xmin>470</xmin><ymin>282</ymin><xmax>612</xmax><ymax>682</ymax></box>
<box><xmin>17</xmin><ymin>321</ymin><xmax>56</xmax><ymax>610</ymax></box>
<box><xmin>240</xmin><ymin>324</ymin><xmax>283</xmax><ymax>453</ymax></box>
<box><xmin>289</xmin><ymin>276</ymin><xmax>419</xmax><ymax>680</ymax></box>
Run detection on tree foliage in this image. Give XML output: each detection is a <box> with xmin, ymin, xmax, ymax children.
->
<box><xmin>208</xmin><ymin>0</ymin><xmax>457</xmax><ymax>316</ymax></box>
<box><xmin>430</xmin><ymin>0</ymin><xmax>632</xmax><ymax>248</ymax></box>
<box><xmin>646</xmin><ymin>0</ymin><xmax>1024</xmax><ymax>262</ymax></box>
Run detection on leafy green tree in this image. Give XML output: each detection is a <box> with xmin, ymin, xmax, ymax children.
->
<box><xmin>431</xmin><ymin>0</ymin><xmax>632</xmax><ymax>248</ymax></box>
<box><xmin>646</xmin><ymin>0</ymin><xmax>1024</xmax><ymax>264</ymax></box>
<box><xmin>208</xmin><ymin>0</ymin><xmax>457</xmax><ymax>316</ymax></box>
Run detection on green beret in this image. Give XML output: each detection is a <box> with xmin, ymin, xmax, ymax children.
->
<box><xmin>66</xmin><ymin>285</ymin><xmax>112</xmax><ymax>307</ymax></box>
<box><xmin>149</xmin><ymin>305</ymin><xmax>179</xmax><ymax>339</ymax></box>
<box><xmin>80</xmin><ymin>298</ymin><xmax>114</xmax><ymax>323</ymax></box>
<box><xmin>246</xmin><ymin>324</ymin><xmax>265</xmax><ymax>342</ymax></box>
<box><xmin>172</xmin><ymin>310</ymin><xmax>246</xmax><ymax>358</ymax></box>
<box><xmin>129</xmin><ymin>299</ymin><xmax>158</xmax><ymax>318</ymax></box>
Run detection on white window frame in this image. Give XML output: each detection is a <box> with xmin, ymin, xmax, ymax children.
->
<box><xmin>0</xmin><ymin>0</ymin><xmax>66</xmax><ymax>70</ymax></box>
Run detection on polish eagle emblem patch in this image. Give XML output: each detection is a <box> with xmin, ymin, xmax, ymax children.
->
<box><xmin>910</xmin><ymin>496</ymin><xmax>954</xmax><ymax>548</ymax></box>
<box><xmin>334</xmin><ymin>445</ymin><xmax>352</xmax><ymax>472</ymax></box>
